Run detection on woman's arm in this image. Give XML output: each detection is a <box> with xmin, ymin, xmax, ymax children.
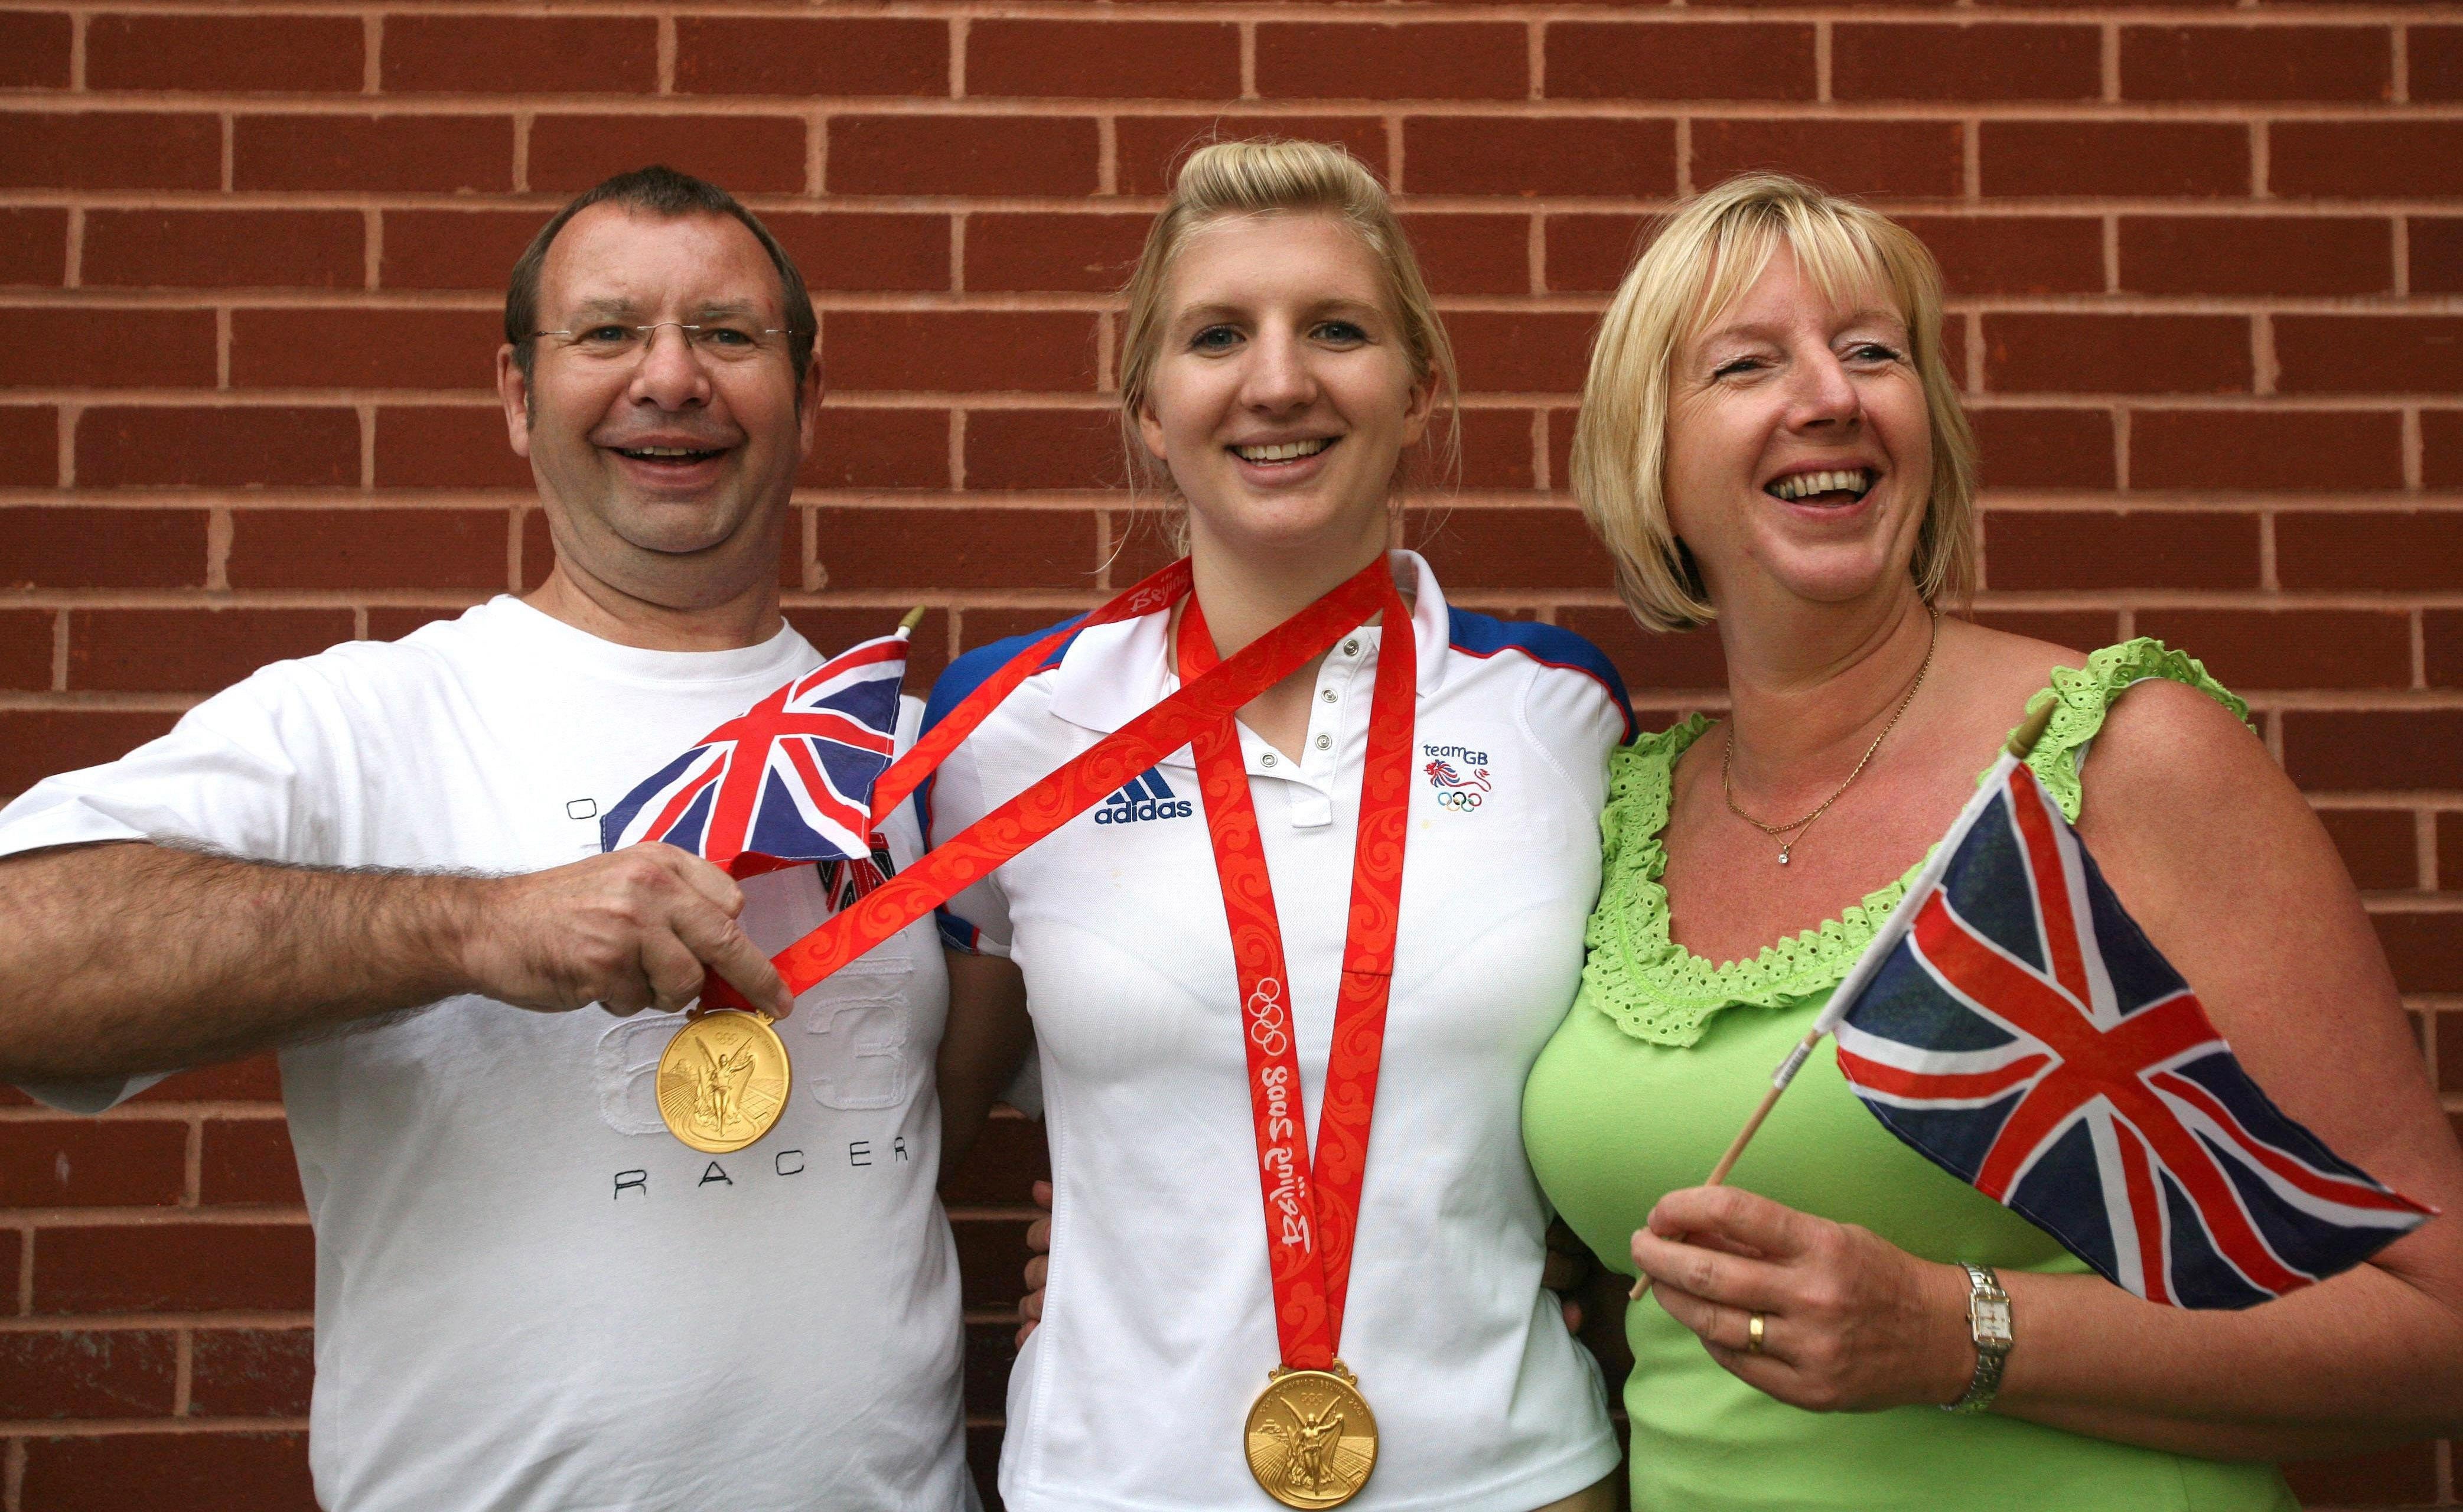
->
<box><xmin>1634</xmin><ymin>677</ymin><xmax>2463</xmax><ymax>1456</ymax></box>
<box><xmin>936</xmin><ymin>948</ymin><xmax>1032</xmax><ymax>1174</ymax></box>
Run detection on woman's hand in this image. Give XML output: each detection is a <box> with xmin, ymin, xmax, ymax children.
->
<box><xmin>1633</xmin><ymin>1184</ymin><xmax>1977</xmax><ymax>1413</ymax></box>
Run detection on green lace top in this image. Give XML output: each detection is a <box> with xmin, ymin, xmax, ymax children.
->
<box><xmin>1581</xmin><ymin>637</ymin><xmax>2248</xmax><ymax>1050</ymax></box>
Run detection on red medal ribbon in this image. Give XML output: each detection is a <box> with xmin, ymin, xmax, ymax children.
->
<box><xmin>1177</xmin><ymin>578</ymin><xmax>1414</xmax><ymax>1370</ymax></box>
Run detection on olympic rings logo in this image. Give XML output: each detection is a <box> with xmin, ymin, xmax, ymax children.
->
<box><xmin>1246</xmin><ymin>976</ymin><xmax>1290</xmax><ymax>1057</ymax></box>
<box><xmin>1434</xmin><ymin>790</ymin><xmax>1483</xmax><ymax>812</ymax></box>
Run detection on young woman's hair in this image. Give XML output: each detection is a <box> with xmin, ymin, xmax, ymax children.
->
<box><xmin>1116</xmin><ymin>138</ymin><xmax>1459</xmax><ymax>495</ymax></box>
<box><xmin>1573</xmin><ymin>171</ymin><xmax>1978</xmax><ymax>632</ymax></box>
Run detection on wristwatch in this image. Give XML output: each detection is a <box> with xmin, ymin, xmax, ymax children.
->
<box><xmin>1943</xmin><ymin>1262</ymin><xmax>2012</xmax><ymax>1414</ymax></box>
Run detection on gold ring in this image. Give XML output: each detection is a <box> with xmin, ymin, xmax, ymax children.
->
<box><xmin>1747</xmin><ymin>1312</ymin><xmax>1765</xmax><ymax>1354</ymax></box>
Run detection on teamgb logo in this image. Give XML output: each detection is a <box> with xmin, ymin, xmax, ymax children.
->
<box><xmin>1095</xmin><ymin>768</ymin><xmax>1194</xmax><ymax>825</ymax></box>
<box><xmin>1422</xmin><ymin>748</ymin><xmax>1492</xmax><ymax>812</ymax></box>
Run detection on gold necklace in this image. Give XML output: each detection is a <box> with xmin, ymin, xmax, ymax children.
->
<box><xmin>1721</xmin><ymin>609</ymin><xmax>1939</xmax><ymax>867</ymax></box>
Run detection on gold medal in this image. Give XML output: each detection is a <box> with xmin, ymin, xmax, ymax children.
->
<box><xmin>1244</xmin><ymin>1363</ymin><xmax>1377</xmax><ymax>1508</ymax></box>
<box><xmin>656</xmin><ymin>1010</ymin><xmax>790</xmax><ymax>1153</ymax></box>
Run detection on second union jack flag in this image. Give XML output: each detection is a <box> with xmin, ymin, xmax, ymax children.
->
<box><xmin>600</xmin><ymin>629</ymin><xmax>908</xmax><ymax>880</ymax></box>
<box><xmin>1829</xmin><ymin>762</ymin><xmax>2432</xmax><ymax>1308</ymax></box>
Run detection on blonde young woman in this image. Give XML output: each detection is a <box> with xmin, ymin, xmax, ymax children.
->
<box><xmin>928</xmin><ymin>141</ymin><xmax>1624</xmax><ymax>1510</ymax></box>
<box><xmin>1522</xmin><ymin>172</ymin><xmax>2463</xmax><ymax>1510</ymax></box>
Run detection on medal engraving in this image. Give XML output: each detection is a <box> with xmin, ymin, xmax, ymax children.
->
<box><xmin>657</xmin><ymin>1011</ymin><xmax>790</xmax><ymax>1152</ymax></box>
<box><xmin>1244</xmin><ymin>1366</ymin><xmax>1377</xmax><ymax>1508</ymax></box>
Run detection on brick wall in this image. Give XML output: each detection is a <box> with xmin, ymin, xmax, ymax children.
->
<box><xmin>0</xmin><ymin>1</ymin><xmax>2457</xmax><ymax>1507</ymax></box>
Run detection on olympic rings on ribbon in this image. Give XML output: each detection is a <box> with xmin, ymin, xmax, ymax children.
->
<box><xmin>1434</xmin><ymin>790</ymin><xmax>1483</xmax><ymax>812</ymax></box>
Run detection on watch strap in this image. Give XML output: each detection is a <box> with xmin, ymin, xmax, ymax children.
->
<box><xmin>1944</xmin><ymin>1262</ymin><xmax>2011</xmax><ymax>1415</ymax></box>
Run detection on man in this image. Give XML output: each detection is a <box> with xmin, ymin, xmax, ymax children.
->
<box><xmin>0</xmin><ymin>168</ymin><xmax>972</xmax><ymax>1510</ymax></box>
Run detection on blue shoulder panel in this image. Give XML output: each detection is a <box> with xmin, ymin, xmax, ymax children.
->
<box><xmin>1446</xmin><ymin>609</ymin><xmax>1637</xmax><ymax>743</ymax></box>
<box><xmin>912</xmin><ymin>615</ymin><xmax>1087</xmax><ymax>856</ymax></box>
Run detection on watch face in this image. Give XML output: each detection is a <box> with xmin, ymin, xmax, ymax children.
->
<box><xmin>1972</xmin><ymin>1296</ymin><xmax>2014</xmax><ymax>1346</ymax></box>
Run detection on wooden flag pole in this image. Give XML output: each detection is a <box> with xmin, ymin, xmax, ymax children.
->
<box><xmin>1629</xmin><ymin>698</ymin><xmax>2060</xmax><ymax>1302</ymax></box>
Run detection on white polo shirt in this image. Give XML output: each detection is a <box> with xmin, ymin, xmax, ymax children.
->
<box><xmin>924</xmin><ymin>551</ymin><xmax>1630</xmax><ymax>1511</ymax></box>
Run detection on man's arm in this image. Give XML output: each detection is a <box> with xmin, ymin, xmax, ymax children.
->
<box><xmin>0</xmin><ymin>840</ymin><xmax>792</xmax><ymax>1084</ymax></box>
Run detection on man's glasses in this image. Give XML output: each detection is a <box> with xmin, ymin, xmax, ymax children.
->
<box><xmin>529</xmin><ymin>320</ymin><xmax>789</xmax><ymax>365</ymax></box>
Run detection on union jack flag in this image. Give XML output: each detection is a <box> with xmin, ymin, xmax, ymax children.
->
<box><xmin>600</xmin><ymin>628</ymin><xmax>909</xmax><ymax>881</ymax></box>
<box><xmin>1826</xmin><ymin>761</ymin><xmax>2432</xmax><ymax>1308</ymax></box>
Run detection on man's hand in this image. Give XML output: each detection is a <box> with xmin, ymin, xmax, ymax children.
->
<box><xmin>461</xmin><ymin>844</ymin><xmax>792</xmax><ymax>1018</ymax></box>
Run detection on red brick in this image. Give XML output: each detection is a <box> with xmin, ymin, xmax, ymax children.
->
<box><xmin>79</xmin><ymin>408</ymin><xmax>360</xmax><ymax>490</ymax></box>
<box><xmin>379</xmin><ymin>209</ymin><xmax>545</xmax><ymax>292</ymax></box>
<box><xmin>21</xmin><ymin>1432</ymin><xmax>316</xmax><ymax>1512</ymax></box>
<box><xmin>965</xmin><ymin>213</ymin><xmax>1145</xmax><ymax>295</ymax></box>
<box><xmin>1981</xmin><ymin>122</ymin><xmax>2250</xmax><ymax>198</ymax></box>
<box><xmin>229</xmin><ymin>509</ymin><xmax>509</xmax><ymax>592</ymax></box>
<box><xmin>1259</xmin><ymin>22</ymin><xmax>1524</xmax><ymax>100</ymax></box>
<box><xmin>0</xmin><ymin>1119</ymin><xmax>185</xmax><ymax>1207</ymax></box>
<box><xmin>0</xmin><ymin>308</ymin><xmax>217</xmax><ymax>389</ymax></box>
<box><xmin>1547</xmin><ymin>22</ymin><xmax>1813</xmax><ymax>101</ymax></box>
<box><xmin>0</xmin><ymin>10</ymin><xmax>69</xmax><ymax>88</ymax></box>
<box><xmin>201</xmin><ymin>1117</ymin><xmax>304</xmax><ymax>1205</ymax></box>
<box><xmin>1982</xmin><ymin>510</ymin><xmax>2259</xmax><ymax>591</ymax></box>
<box><xmin>1105</xmin><ymin>513</ymin><xmax>1180</xmax><ymax>586</ymax></box>
<box><xmin>2426</xmin><ymin>412</ymin><xmax>2463</xmax><ymax>491</ymax></box>
<box><xmin>529</xmin><ymin>113</ymin><xmax>806</xmax><ymax>195</ymax></box>
<box><xmin>1455</xmin><ymin>408</ymin><xmax>1539</xmax><ymax>491</ymax></box>
<box><xmin>830</xmin><ymin>115</ymin><xmax>1098</xmax><ymax>198</ymax></box>
<box><xmin>2120</xmin><ymin>26</ymin><xmax>2390</xmax><ymax>104</ymax></box>
<box><xmin>0</xmin><ymin>507</ymin><xmax>207</xmax><ymax>589</ymax></box>
<box><xmin>2284</xmin><ymin>712</ymin><xmax>2463</xmax><ymax>794</ymax></box>
<box><xmin>962</xmin><ymin>408</ymin><xmax>1124</xmax><ymax>492</ymax></box>
<box><xmin>2130</xmin><ymin>609</ymin><xmax>2411</xmax><ymax>692</ymax></box>
<box><xmin>939</xmin><ymin>1110</ymin><xmax>1050</xmax><ymax>1207</ymax></box>
<box><xmin>520</xmin><ymin>507</ymin><xmax>555</xmax><ymax>592</ymax></box>
<box><xmin>806</xmin><ymin>406</ymin><xmax>950</xmax><ymax>490</ymax></box>
<box><xmin>954</xmin><ymin>1214</ymin><xmax>1034</xmax><ymax>1309</ymax></box>
<box><xmin>1693</xmin><ymin>119</ymin><xmax>1964</xmax><ymax>200</ymax></box>
<box><xmin>1546</xmin><ymin>406</ymin><xmax>1579</xmax><ymax>492</ymax></box>
<box><xmin>2431</xmin><ymin>610</ymin><xmax>2463</xmax><ymax>691</ymax></box>
<box><xmin>1400</xmin><ymin>213</ymin><xmax>1530</xmax><ymax>296</ymax></box>
<box><xmin>2272</xmin><ymin>123</ymin><xmax>2463</xmax><ymax>200</ymax></box>
<box><xmin>2416</xmin><ymin>219</ymin><xmax>2463</xmax><ymax>298</ymax></box>
<box><xmin>1985</xmin><ymin>315</ymin><xmax>2250</xmax><ymax>397</ymax></box>
<box><xmin>231</xmin><ymin>309</ymin><xmax>500</xmax><ymax>392</ymax></box>
<box><xmin>0</xmin><ymin>607</ymin><xmax>50</xmax><ymax>690</ymax></box>
<box><xmin>1559</xmin><ymin>607</ymin><xmax>1726</xmax><ymax>692</ymax></box>
<box><xmin>134</xmin><ymin>1056</ymin><xmax>283</xmax><ymax>1104</ymax></box>
<box><xmin>2314</xmin><ymin>809</ymin><xmax>2422</xmax><ymax>892</ymax></box>
<box><xmin>236</xmin><ymin>115</ymin><xmax>513</xmax><ymax>194</ymax></box>
<box><xmin>84</xmin><ymin>210</ymin><xmax>364</xmax><ymax>291</ymax></box>
<box><xmin>0</xmin><ymin>112</ymin><xmax>220</xmax><ymax>191</ymax></box>
<box><xmin>968</xmin><ymin>21</ymin><xmax>1239</xmax><ymax>100</ymax></box>
<box><xmin>1971</xmin><ymin>408</ymin><xmax>2115</xmax><ymax>491</ymax></box>
<box><xmin>1835</xmin><ymin>24</ymin><xmax>2099</xmax><ymax>102</ymax></box>
<box><xmin>815</xmin><ymin>506</ymin><xmax>1100</xmax><ymax>592</ymax></box>
<box><xmin>825</xmin><ymin>311</ymin><xmax>1096</xmax><ymax>395</ymax></box>
<box><xmin>1116</xmin><ymin>116</ymin><xmax>1389</xmax><ymax>198</ymax></box>
<box><xmin>364</xmin><ymin>607</ymin><xmax>467</xmax><ymax>642</ymax></box>
<box><xmin>67</xmin><ymin>608</ymin><xmax>356</xmax><ymax>695</ymax></box>
<box><xmin>2416</xmin><ymin>27</ymin><xmax>2463</xmax><ymax>103</ymax></box>
<box><xmin>0</xmin><ymin>207</ymin><xmax>67</xmax><ymax>285</ymax></box>
<box><xmin>2288</xmin><ymin>1443</ymin><xmax>2442</xmax><ymax>1508</ymax></box>
<box><xmin>0</xmin><ymin>1331</ymin><xmax>178</xmax><ymax>1418</ymax></box>
<box><xmin>2117</xmin><ymin>216</ymin><xmax>2391</xmax><ymax>298</ymax></box>
<box><xmin>383</xmin><ymin>15</ymin><xmax>658</xmax><ymax>94</ymax></box>
<box><xmin>1545</xmin><ymin>214</ymin><xmax>1646</xmax><ymax>294</ymax></box>
<box><xmin>2445</xmin><ymin>813</ymin><xmax>2463</xmax><ymax>891</ymax></box>
<box><xmin>675</xmin><ymin>17</ymin><xmax>946</xmax><ymax>97</ymax></box>
<box><xmin>1448</xmin><ymin>312</ymin><xmax>1598</xmax><ymax>395</ymax></box>
<box><xmin>2130</xmin><ymin>410</ymin><xmax>2403</xmax><ymax>494</ymax></box>
<box><xmin>1900</xmin><ymin>216</ymin><xmax>2103</xmax><ymax>298</ymax></box>
<box><xmin>0</xmin><ymin>711</ymin><xmax>178</xmax><ymax>795</ymax></box>
<box><xmin>770</xmin><ymin>211</ymin><xmax>949</xmax><ymax>294</ymax></box>
<box><xmin>0</xmin><ymin>403</ymin><xmax>58</xmax><ymax>487</ymax></box>
<box><xmin>1406</xmin><ymin>506</ymin><xmax>1613</xmax><ymax>591</ymax></box>
<box><xmin>1968</xmin><ymin>610</ymin><xmax>2117</xmax><ymax>652</ymax></box>
<box><xmin>2276</xmin><ymin>317</ymin><xmax>2463</xmax><ymax>396</ymax></box>
<box><xmin>89</xmin><ymin>14</ymin><xmax>361</xmax><ymax>93</ymax></box>
<box><xmin>35</xmin><ymin>1222</ymin><xmax>312</xmax><ymax>1313</ymax></box>
<box><xmin>2276</xmin><ymin>513</ymin><xmax>2463</xmax><ymax>594</ymax></box>
<box><xmin>374</xmin><ymin>406</ymin><xmax>529</xmax><ymax>491</ymax></box>
<box><xmin>789</xmin><ymin>607</ymin><xmax>951</xmax><ymax>686</ymax></box>
<box><xmin>2371</xmin><ymin>909</ymin><xmax>2463</xmax><ymax>995</ymax></box>
<box><xmin>1405</xmin><ymin>117</ymin><xmax>1675</xmax><ymax>197</ymax></box>
<box><xmin>191</xmin><ymin>1328</ymin><xmax>315</xmax><ymax>1418</ymax></box>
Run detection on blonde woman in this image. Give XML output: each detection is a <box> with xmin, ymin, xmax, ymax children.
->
<box><xmin>930</xmin><ymin>141</ymin><xmax>1624</xmax><ymax>1511</ymax></box>
<box><xmin>1522</xmin><ymin>172</ymin><xmax>2463</xmax><ymax>1509</ymax></box>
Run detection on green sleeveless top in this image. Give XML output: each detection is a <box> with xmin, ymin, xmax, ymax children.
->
<box><xmin>1523</xmin><ymin>640</ymin><xmax>2298</xmax><ymax>1512</ymax></box>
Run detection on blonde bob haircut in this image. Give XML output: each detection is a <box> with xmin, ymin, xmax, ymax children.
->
<box><xmin>1573</xmin><ymin>172</ymin><xmax>1977</xmax><ymax>633</ymax></box>
<box><xmin>1116</xmin><ymin>138</ymin><xmax>1459</xmax><ymax>493</ymax></box>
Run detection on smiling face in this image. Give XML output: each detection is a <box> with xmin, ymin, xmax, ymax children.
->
<box><xmin>497</xmin><ymin>204</ymin><xmax>817</xmax><ymax>610</ymax></box>
<box><xmin>1664</xmin><ymin>245</ymin><xmax>1934</xmax><ymax>616</ymax></box>
<box><xmin>1136</xmin><ymin>213</ymin><xmax>1433</xmax><ymax>569</ymax></box>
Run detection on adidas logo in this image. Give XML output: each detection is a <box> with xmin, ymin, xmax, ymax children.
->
<box><xmin>1094</xmin><ymin>768</ymin><xmax>1194</xmax><ymax>825</ymax></box>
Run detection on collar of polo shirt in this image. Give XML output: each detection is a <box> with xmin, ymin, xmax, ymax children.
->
<box><xmin>1048</xmin><ymin>550</ymin><xmax>1450</xmax><ymax>735</ymax></box>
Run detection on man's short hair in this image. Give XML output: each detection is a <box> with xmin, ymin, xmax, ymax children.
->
<box><xmin>503</xmin><ymin>165</ymin><xmax>818</xmax><ymax>386</ymax></box>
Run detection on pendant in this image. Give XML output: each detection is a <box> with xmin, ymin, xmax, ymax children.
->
<box><xmin>1778</xmin><ymin>845</ymin><xmax>1792</xmax><ymax>866</ymax></box>
<box><xmin>657</xmin><ymin>1009</ymin><xmax>791</xmax><ymax>1153</ymax></box>
<box><xmin>1246</xmin><ymin>1363</ymin><xmax>1377</xmax><ymax>1508</ymax></box>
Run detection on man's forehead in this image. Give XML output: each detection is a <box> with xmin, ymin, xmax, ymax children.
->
<box><xmin>537</xmin><ymin>204</ymin><xmax>785</xmax><ymax>318</ymax></box>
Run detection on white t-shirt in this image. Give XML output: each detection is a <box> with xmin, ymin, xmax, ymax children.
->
<box><xmin>0</xmin><ymin>598</ymin><xmax>970</xmax><ymax>1512</ymax></box>
<box><xmin>924</xmin><ymin>552</ymin><xmax>1629</xmax><ymax>1511</ymax></box>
